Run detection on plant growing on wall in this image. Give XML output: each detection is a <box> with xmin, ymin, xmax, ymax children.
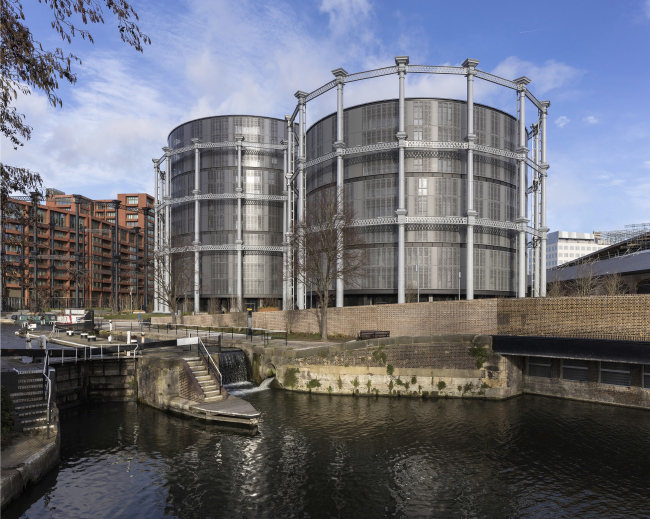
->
<box><xmin>468</xmin><ymin>345</ymin><xmax>490</xmax><ymax>369</ymax></box>
<box><xmin>287</xmin><ymin>187</ymin><xmax>367</xmax><ymax>341</ymax></box>
<box><xmin>437</xmin><ymin>380</ymin><xmax>446</xmax><ymax>391</ymax></box>
<box><xmin>386</xmin><ymin>364</ymin><xmax>395</xmax><ymax>376</ymax></box>
<box><xmin>306</xmin><ymin>378</ymin><xmax>321</xmax><ymax>389</ymax></box>
<box><xmin>284</xmin><ymin>367</ymin><xmax>299</xmax><ymax>388</ymax></box>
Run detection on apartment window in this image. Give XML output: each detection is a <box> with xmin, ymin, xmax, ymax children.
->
<box><xmin>562</xmin><ymin>359</ymin><xmax>589</xmax><ymax>382</ymax></box>
<box><xmin>127</xmin><ymin>222</ymin><xmax>137</xmax><ymax>227</ymax></box>
<box><xmin>600</xmin><ymin>362</ymin><xmax>630</xmax><ymax>387</ymax></box>
<box><xmin>126</xmin><ymin>214</ymin><xmax>138</xmax><ymax>220</ymax></box>
<box><xmin>417</xmin><ymin>178</ymin><xmax>428</xmax><ymax>216</ymax></box>
<box><xmin>413</xmin><ymin>129</ymin><xmax>423</xmax><ymax>141</ymax></box>
<box><xmin>126</xmin><ymin>196</ymin><xmax>138</xmax><ymax>205</ymax></box>
<box><xmin>528</xmin><ymin>357</ymin><xmax>552</xmax><ymax>378</ymax></box>
<box><xmin>413</xmin><ymin>101</ymin><xmax>423</xmax><ymax>125</ymax></box>
<box><xmin>413</xmin><ymin>158</ymin><xmax>423</xmax><ymax>172</ymax></box>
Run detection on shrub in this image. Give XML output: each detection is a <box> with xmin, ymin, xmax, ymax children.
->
<box><xmin>437</xmin><ymin>380</ymin><xmax>446</xmax><ymax>391</ymax></box>
<box><xmin>468</xmin><ymin>345</ymin><xmax>490</xmax><ymax>369</ymax></box>
<box><xmin>337</xmin><ymin>375</ymin><xmax>343</xmax><ymax>390</ymax></box>
<box><xmin>411</xmin><ymin>376</ymin><xmax>417</xmax><ymax>385</ymax></box>
<box><xmin>386</xmin><ymin>364</ymin><xmax>395</xmax><ymax>376</ymax></box>
<box><xmin>353</xmin><ymin>377</ymin><xmax>360</xmax><ymax>388</ymax></box>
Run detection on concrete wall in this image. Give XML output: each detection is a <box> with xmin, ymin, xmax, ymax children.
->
<box><xmin>521</xmin><ymin>358</ymin><xmax>650</xmax><ymax>409</ymax></box>
<box><xmin>152</xmin><ymin>295</ymin><xmax>650</xmax><ymax>341</ymax></box>
<box><xmin>238</xmin><ymin>335</ymin><xmax>521</xmax><ymax>399</ymax></box>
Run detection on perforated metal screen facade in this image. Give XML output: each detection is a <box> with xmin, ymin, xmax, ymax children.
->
<box><xmin>168</xmin><ymin>116</ymin><xmax>287</xmax><ymax>301</ymax></box>
<box><xmin>306</xmin><ymin>99</ymin><xmax>519</xmax><ymax>299</ymax></box>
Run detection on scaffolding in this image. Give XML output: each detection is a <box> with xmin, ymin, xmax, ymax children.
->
<box><xmin>595</xmin><ymin>223</ymin><xmax>650</xmax><ymax>257</ymax></box>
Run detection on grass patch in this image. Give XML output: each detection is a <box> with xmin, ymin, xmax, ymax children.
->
<box><xmin>353</xmin><ymin>376</ymin><xmax>360</xmax><ymax>388</ymax></box>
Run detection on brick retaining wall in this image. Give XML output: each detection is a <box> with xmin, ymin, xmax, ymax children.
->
<box><xmin>151</xmin><ymin>295</ymin><xmax>650</xmax><ymax>341</ymax></box>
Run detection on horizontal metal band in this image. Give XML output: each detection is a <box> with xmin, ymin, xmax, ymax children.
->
<box><xmin>158</xmin><ymin>192</ymin><xmax>287</xmax><ymax>209</ymax></box>
<box><xmin>343</xmin><ymin>142</ymin><xmax>399</xmax><ymax>155</ymax></box>
<box><xmin>168</xmin><ymin>141</ymin><xmax>287</xmax><ymax>157</ymax></box>
<box><xmin>406</xmin><ymin>140</ymin><xmax>468</xmax><ymax>150</ymax></box>
<box><xmin>305</xmin><ymin>151</ymin><xmax>337</xmax><ymax>168</ymax></box>
<box><xmin>473</xmin><ymin>70</ymin><xmax>518</xmax><ymax>90</ymax></box>
<box><xmin>474</xmin><ymin>144</ymin><xmax>525</xmax><ymax>160</ymax></box>
<box><xmin>407</xmin><ymin>65</ymin><xmax>467</xmax><ymax>75</ymax></box>
<box><xmin>344</xmin><ymin>67</ymin><xmax>398</xmax><ymax>83</ymax></box>
<box><xmin>166</xmin><ymin>244</ymin><xmax>284</xmax><ymax>254</ymax></box>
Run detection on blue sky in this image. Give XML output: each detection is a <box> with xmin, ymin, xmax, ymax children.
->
<box><xmin>4</xmin><ymin>0</ymin><xmax>650</xmax><ymax>234</ymax></box>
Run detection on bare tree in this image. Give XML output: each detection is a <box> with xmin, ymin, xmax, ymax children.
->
<box><xmin>569</xmin><ymin>257</ymin><xmax>599</xmax><ymax>297</ymax></box>
<box><xmin>153</xmin><ymin>244</ymin><xmax>199</xmax><ymax>323</ymax></box>
<box><xmin>405</xmin><ymin>281</ymin><xmax>418</xmax><ymax>303</ymax></box>
<box><xmin>288</xmin><ymin>187</ymin><xmax>367</xmax><ymax>341</ymax></box>
<box><xmin>599</xmin><ymin>272</ymin><xmax>629</xmax><ymax>296</ymax></box>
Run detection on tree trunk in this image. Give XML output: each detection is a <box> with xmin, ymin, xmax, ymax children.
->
<box><xmin>320</xmin><ymin>296</ymin><xmax>328</xmax><ymax>342</ymax></box>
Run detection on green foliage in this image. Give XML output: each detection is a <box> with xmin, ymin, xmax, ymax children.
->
<box><xmin>437</xmin><ymin>380</ymin><xmax>446</xmax><ymax>391</ymax></box>
<box><xmin>411</xmin><ymin>376</ymin><xmax>417</xmax><ymax>385</ymax></box>
<box><xmin>395</xmin><ymin>377</ymin><xmax>404</xmax><ymax>386</ymax></box>
<box><xmin>480</xmin><ymin>382</ymin><xmax>490</xmax><ymax>389</ymax></box>
<box><xmin>372</xmin><ymin>346</ymin><xmax>388</xmax><ymax>366</ymax></box>
<box><xmin>468</xmin><ymin>345</ymin><xmax>490</xmax><ymax>369</ymax></box>
<box><xmin>386</xmin><ymin>364</ymin><xmax>395</xmax><ymax>376</ymax></box>
<box><xmin>463</xmin><ymin>382</ymin><xmax>474</xmax><ymax>394</ymax></box>
<box><xmin>404</xmin><ymin>382</ymin><xmax>410</xmax><ymax>391</ymax></box>
<box><xmin>344</xmin><ymin>363</ymin><xmax>349</xmax><ymax>368</ymax></box>
<box><xmin>418</xmin><ymin>385</ymin><xmax>422</xmax><ymax>393</ymax></box>
<box><xmin>306</xmin><ymin>379</ymin><xmax>321</xmax><ymax>389</ymax></box>
<box><xmin>337</xmin><ymin>375</ymin><xmax>343</xmax><ymax>390</ymax></box>
<box><xmin>317</xmin><ymin>351</ymin><xmax>328</xmax><ymax>358</ymax></box>
<box><xmin>388</xmin><ymin>380</ymin><xmax>394</xmax><ymax>393</ymax></box>
<box><xmin>284</xmin><ymin>368</ymin><xmax>300</xmax><ymax>388</ymax></box>
<box><xmin>328</xmin><ymin>385</ymin><xmax>333</xmax><ymax>394</ymax></box>
<box><xmin>457</xmin><ymin>385</ymin><xmax>463</xmax><ymax>393</ymax></box>
<box><xmin>353</xmin><ymin>376</ymin><xmax>360</xmax><ymax>388</ymax></box>
<box><xmin>1</xmin><ymin>385</ymin><xmax>15</xmax><ymax>436</ymax></box>
<box><xmin>360</xmin><ymin>356</ymin><xmax>365</xmax><ymax>363</ymax></box>
<box><xmin>366</xmin><ymin>379</ymin><xmax>372</xmax><ymax>393</ymax></box>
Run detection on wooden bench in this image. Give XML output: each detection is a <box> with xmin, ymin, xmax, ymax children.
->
<box><xmin>358</xmin><ymin>330</ymin><xmax>390</xmax><ymax>340</ymax></box>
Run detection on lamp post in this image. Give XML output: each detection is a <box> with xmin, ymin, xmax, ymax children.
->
<box><xmin>458</xmin><ymin>271</ymin><xmax>461</xmax><ymax>301</ymax></box>
<box><xmin>129</xmin><ymin>286</ymin><xmax>133</xmax><ymax>313</ymax></box>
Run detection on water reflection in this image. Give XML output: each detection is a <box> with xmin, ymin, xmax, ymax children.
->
<box><xmin>4</xmin><ymin>392</ymin><xmax>650</xmax><ymax>518</ymax></box>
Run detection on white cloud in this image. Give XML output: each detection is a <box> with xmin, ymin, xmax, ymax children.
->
<box><xmin>491</xmin><ymin>57</ymin><xmax>584</xmax><ymax>96</ymax></box>
<box><xmin>645</xmin><ymin>0</ymin><xmax>650</xmax><ymax>18</ymax></box>
<box><xmin>583</xmin><ymin>115</ymin><xmax>599</xmax><ymax>124</ymax></box>
<box><xmin>643</xmin><ymin>160</ymin><xmax>650</xmax><ymax>169</ymax></box>
<box><xmin>320</xmin><ymin>0</ymin><xmax>373</xmax><ymax>35</ymax></box>
<box><xmin>555</xmin><ymin>116</ymin><xmax>570</xmax><ymax>128</ymax></box>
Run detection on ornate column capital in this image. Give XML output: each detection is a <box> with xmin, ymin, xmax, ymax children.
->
<box><xmin>294</xmin><ymin>90</ymin><xmax>308</xmax><ymax>104</ymax></box>
<box><xmin>396</xmin><ymin>131</ymin><xmax>407</xmax><ymax>141</ymax></box>
<box><xmin>235</xmin><ymin>134</ymin><xmax>244</xmax><ymax>143</ymax></box>
<box><xmin>332</xmin><ymin>68</ymin><xmax>348</xmax><ymax>83</ymax></box>
<box><xmin>280</xmin><ymin>139</ymin><xmax>288</xmax><ymax>146</ymax></box>
<box><xmin>462</xmin><ymin>58</ymin><xmax>480</xmax><ymax>73</ymax></box>
<box><xmin>395</xmin><ymin>56</ymin><xmax>409</xmax><ymax>73</ymax></box>
<box><xmin>333</xmin><ymin>141</ymin><xmax>346</xmax><ymax>152</ymax></box>
<box><xmin>162</xmin><ymin>146</ymin><xmax>172</xmax><ymax>155</ymax></box>
<box><xmin>540</xmin><ymin>100</ymin><xmax>551</xmax><ymax>112</ymax></box>
<box><xmin>514</xmin><ymin>76</ymin><xmax>531</xmax><ymax>92</ymax></box>
<box><xmin>191</xmin><ymin>137</ymin><xmax>201</xmax><ymax>146</ymax></box>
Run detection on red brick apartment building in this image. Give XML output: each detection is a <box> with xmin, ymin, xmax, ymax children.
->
<box><xmin>2</xmin><ymin>190</ymin><xmax>154</xmax><ymax>311</ymax></box>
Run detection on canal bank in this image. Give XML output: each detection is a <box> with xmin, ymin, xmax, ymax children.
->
<box><xmin>237</xmin><ymin>334</ymin><xmax>650</xmax><ymax>409</ymax></box>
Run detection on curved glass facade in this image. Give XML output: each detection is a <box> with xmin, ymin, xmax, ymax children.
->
<box><xmin>306</xmin><ymin>98</ymin><xmax>519</xmax><ymax>302</ymax></box>
<box><xmin>168</xmin><ymin>115</ymin><xmax>287</xmax><ymax>306</ymax></box>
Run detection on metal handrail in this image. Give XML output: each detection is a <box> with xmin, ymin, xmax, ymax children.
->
<box><xmin>198</xmin><ymin>337</ymin><xmax>223</xmax><ymax>388</ymax></box>
<box><xmin>42</xmin><ymin>350</ymin><xmax>52</xmax><ymax>426</ymax></box>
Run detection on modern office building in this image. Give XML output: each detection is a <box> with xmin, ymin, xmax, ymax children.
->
<box><xmin>545</xmin><ymin>231</ymin><xmax>607</xmax><ymax>268</ymax></box>
<box><xmin>155</xmin><ymin>56</ymin><xmax>551</xmax><ymax>312</ymax></box>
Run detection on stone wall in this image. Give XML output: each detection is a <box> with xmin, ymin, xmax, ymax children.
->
<box><xmin>152</xmin><ymin>295</ymin><xmax>650</xmax><ymax>341</ymax></box>
<box><xmin>522</xmin><ymin>358</ymin><xmax>650</xmax><ymax>409</ymax></box>
<box><xmin>238</xmin><ymin>335</ymin><xmax>521</xmax><ymax>399</ymax></box>
<box><xmin>54</xmin><ymin>358</ymin><xmax>137</xmax><ymax>409</ymax></box>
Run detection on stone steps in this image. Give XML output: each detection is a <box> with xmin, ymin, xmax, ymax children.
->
<box><xmin>182</xmin><ymin>355</ymin><xmax>223</xmax><ymax>402</ymax></box>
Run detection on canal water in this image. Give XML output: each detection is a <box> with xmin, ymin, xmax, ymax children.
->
<box><xmin>4</xmin><ymin>383</ymin><xmax>650</xmax><ymax>518</ymax></box>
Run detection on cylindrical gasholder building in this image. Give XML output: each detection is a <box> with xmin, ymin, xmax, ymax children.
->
<box><xmin>167</xmin><ymin>115</ymin><xmax>288</xmax><ymax>310</ymax></box>
<box><xmin>306</xmin><ymin>98</ymin><xmax>519</xmax><ymax>304</ymax></box>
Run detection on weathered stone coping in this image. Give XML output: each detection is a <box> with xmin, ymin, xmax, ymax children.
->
<box><xmin>242</xmin><ymin>334</ymin><xmax>490</xmax><ymax>359</ymax></box>
<box><xmin>1</xmin><ymin>432</ymin><xmax>60</xmax><ymax>510</ymax></box>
